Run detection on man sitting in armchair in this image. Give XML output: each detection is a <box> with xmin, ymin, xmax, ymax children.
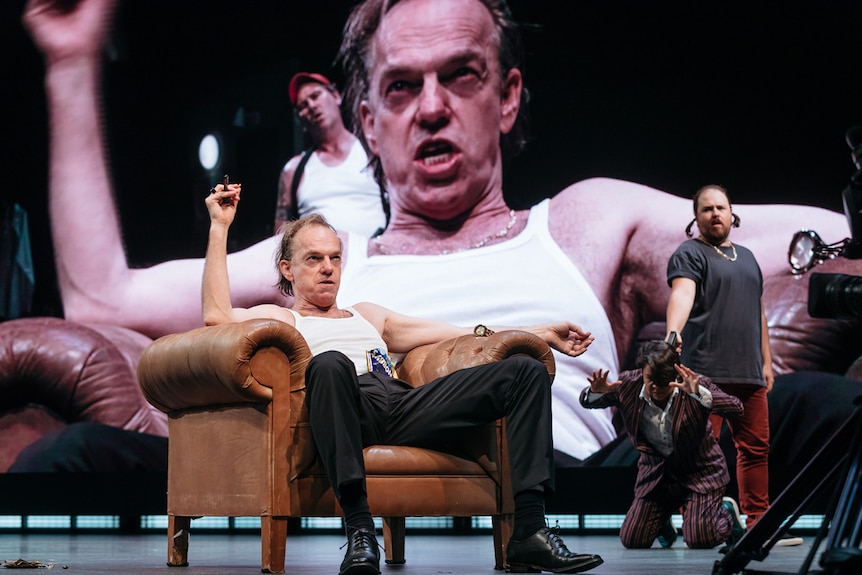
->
<box><xmin>201</xmin><ymin>181</ymin><xmax>603</xmax><ymax>575</ymax></box>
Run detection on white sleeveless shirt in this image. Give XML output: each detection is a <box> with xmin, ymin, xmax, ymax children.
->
<box><xmin>288</xmin><ymin>139</ymin><xmax>386</xmax><ymax>238</ymax></box>
<box><xmin>287</xmin><ymin>307</ymin><xmax>387</xmax><ymax>376</ymax></box>
<box><xmin>339</xmin><ymin>199</ymin><xmax>619</xmax><ymax>459</ymax></box>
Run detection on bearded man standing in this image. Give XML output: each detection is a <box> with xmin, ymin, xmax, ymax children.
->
<box><xmin>665</xmin><ymin>184</ymin><xmax>773</xmax><ymax>536</ymax></box>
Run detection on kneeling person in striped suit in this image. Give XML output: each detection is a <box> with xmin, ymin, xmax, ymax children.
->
<box><xmin>580</xmin><ymin>340</ymin><xmax>746</xmax><ymax>549</ymax></box>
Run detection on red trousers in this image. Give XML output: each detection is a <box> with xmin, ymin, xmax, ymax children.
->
<box><xmin>710</xmin><ymin>384</ymin><xmax>770</xmax><ymax>528</ymax></box>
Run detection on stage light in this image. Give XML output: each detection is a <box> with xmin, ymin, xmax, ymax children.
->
<box><xmin>198</xmin><ymin>133</ymin><xmax>221</xmax><ymax>172</ymax></box>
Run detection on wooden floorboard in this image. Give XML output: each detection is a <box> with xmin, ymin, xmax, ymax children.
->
<box><xmin>0</xmin><ymin>532</ymin><xmax>823</xmax><ymax>574</ymax></box>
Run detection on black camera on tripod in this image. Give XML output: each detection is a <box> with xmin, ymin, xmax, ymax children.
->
<box><xmin>788</xmin><ymin>126</ymin><xmax>862</xmax><ymax>320</ymax></box>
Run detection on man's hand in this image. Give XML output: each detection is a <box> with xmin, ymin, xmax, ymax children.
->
<box><xmin>763</xmin><ymin>361</ymin><xmax>775</xmax><ymax>393</ymax></box>
<box><xmin>205</xmin><ymin>183</ymin><xmax>242</xmax><ymax>227</ymax></box>
<box><xmin>670</xmin><ymin>363</ymin><xmax>699</xmax><ymax>395</ymax></box>
<box><xmin>23</xmin><ymin>0</ymin><xmax>117</xmax><ymax>63</ymax></box>
<box><xmin>541</xmin><ymin>322</ymin><xmax>594</xmax><ymax>357</ymax></box>
<box><xmin>665</xmin><ymin>330</ymin><xmax>684</xmax><ymax>354</ymax></box>
<box><xmin>587</xmin><ymin>369</ymin><xmax>620</xmax><ymax>394</ymax></box>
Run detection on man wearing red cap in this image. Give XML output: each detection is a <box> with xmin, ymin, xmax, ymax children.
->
<box><xmin>276</xmin><ymin>72</ymin><xmax>389</xmax><ymax>237</ymax></box>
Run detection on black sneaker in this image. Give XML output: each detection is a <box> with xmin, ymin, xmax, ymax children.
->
<box><xmin>657</xmin><ymin>517</ymin><xmax>678</xmax><ymax>548</ymax></box>
<box><xmin>721</xmin><ymin>497</ymin><xmax>746</xmax><ymax>547</ymax></box>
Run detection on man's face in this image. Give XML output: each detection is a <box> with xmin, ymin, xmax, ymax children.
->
<box><xmin>359</xmin><ymin>0</ymin><xmax>522</xmax><ymax>221</ymax></box>
<box><xmin>280</xmin><ymin>224</ymin><xmax>342</xmax><ymax>308</ymax></box>
<box><xmin>643</xmin><ymin>366</ymin><xmax>673</xmax><ymax>404</ymax></box>
<box><xmin>295</xmin><ymin>83</ymin><xmax>343</xmax><ymax>134</ymax></box>
<box><xmin>695</xmin><ymin>188</ymin><xmax>733</xmax><ymax>244</ymax></box>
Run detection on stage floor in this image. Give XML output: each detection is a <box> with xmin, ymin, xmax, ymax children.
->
<box><xmin>0</xmin><ymin>532</ymin><xmax>822</xmax><ymax>575</ymax></box>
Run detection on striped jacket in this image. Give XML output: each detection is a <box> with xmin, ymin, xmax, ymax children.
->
<box><xmin>580</xmin><ymin>370</ymin><xmax>743</xmax><ymax>497</ymax></box>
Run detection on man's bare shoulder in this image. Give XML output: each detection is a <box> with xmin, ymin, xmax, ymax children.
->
<box><xmin>350</xmin><ymin>302</ymin><xmax>390</xmax><ymax>333</ymax></box>
<box><xmin>237</xmin><ymin>304</ymin><xmax>296</xmax><ymax>326</ymax></box>
<box><xmin>282</xmin><ymin>152</ymin><xmax>306</xmax><ymax>173</ymax></box>
<box><xmin>550</xmin><ymin>177</ymin><xmax>671</xmax><ymax>215</ymax></box>
<box><xmin>351</xmin><ymin>301</ymin><xmax>388</xmax><ymax>317</ymax></box>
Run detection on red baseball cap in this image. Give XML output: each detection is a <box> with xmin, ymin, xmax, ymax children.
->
<box><xmin>289</xmin><ymin>72</ymin><xmax>334</xmax><ymax>106</ymax></box>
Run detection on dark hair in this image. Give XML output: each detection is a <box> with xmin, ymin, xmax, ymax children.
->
<box><xmin>275</xmin><ymin>213</ymin><xmax>340</xmax><ymax>297</ymax></box>
<box><xmin>685</xmin><ymin>184</ymin><xmax>741</xmax><ymax>237</ymax></box>
<box><xmin>635</xmin><ymin>340</ymin><xmax>680</xmax><ymax>388</ymax></box>
<box><xmin>337</xmin><ymin>0</ymin><xmax>529</xmax><ymax>187</ymax></box>
<box><xmin>692</xmin><ymin>184</ymin><xmax>730</xmax><ymax>214</ymax></box>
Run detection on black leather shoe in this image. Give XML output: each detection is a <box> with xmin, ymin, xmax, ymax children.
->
<box><xmin>506</xmin><ymin>526</ymin><xmax>604</xmax><ymax>573</ymax></box>
<box><xmin>339</xmin><ymin>529</ymin><xmax>380</xmax><ymax>575</ymax></box>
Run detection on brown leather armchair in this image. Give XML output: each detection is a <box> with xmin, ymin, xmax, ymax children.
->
<box><xmin>136</xmin><ymin>318</ymin><xmax>555</xmax><ymax>573</ymax></box>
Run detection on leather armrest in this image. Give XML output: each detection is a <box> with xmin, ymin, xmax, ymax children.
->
<box><xmin>397</xmin><ymin>329</ymin><xmax>556</xmax><ymax>386</ymax></box>
<box><xmin>137</xmin><ymin>319</ymin><xmax>312</xmax><ymax>413</ymax></box>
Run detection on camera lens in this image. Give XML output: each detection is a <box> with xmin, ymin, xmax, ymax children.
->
<box><xmin>808</xmin><ymin>273</ymin><xmax>862</xmax><ymax>319</ymax></box>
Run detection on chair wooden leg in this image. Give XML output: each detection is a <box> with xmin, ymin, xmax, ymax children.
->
<box><xmin>492</xmin><ymin>514</ymin><xmax>514</xmax><ymax>570</ymax></box>
<box><xmin>382</xmin><ymin>517</ymin><xmax>406</xmax><ymax>564</ymax></box>
<box><xmin>261</xmin><ymin>516</ymin><xmax>288</xmax><ymax>574</ymax></box>
<box><xmin>167</xmin><ymin>515</ymin><xmax>191</xmax><ymax>567</ymax></box>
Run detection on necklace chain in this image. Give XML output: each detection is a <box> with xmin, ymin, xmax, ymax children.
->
<box><xmin>374</xmin><ymin>209</ymin><xmax>518</xmax><ymax>255</ymax></box>
<box><xmin>699</xmin><ymin>237</ymin><xmax>737</xmax><ymax>262</ymax></box>
<box><xmin>467</xmin><ymin>209</ymin><xmax>518</xmax><ymax>250</ymax></box>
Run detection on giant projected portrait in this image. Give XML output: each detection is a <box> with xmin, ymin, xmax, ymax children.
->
<box><xmin>3</xmin><ymin>0</ymin><xmax>862</xmax><ymax>495</ymax></box>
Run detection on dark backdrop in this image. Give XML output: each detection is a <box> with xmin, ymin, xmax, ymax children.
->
<box><xmin>3</xmin><ymin>0</ymin><xmax>860</xmax><ymax>318</ymax></box>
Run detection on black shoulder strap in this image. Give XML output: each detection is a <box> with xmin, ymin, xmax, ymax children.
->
<box><xmin>289</xmin><ymin>148</ymin><xmax>315</xmax><ymax>221</ymax></box>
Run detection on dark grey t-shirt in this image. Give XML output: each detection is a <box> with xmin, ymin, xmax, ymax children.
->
<box><xmin>667</xmin><ymin>239</ymin><xmax>765</xmax><ymax>386</ymax></box>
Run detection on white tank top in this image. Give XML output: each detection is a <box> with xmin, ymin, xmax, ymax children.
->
<box><xmin>287</xmin><ymin>307</ymin><xmax>387</xmax><ymax>376</ymax></box>
<box><xmin>289</xmin><ymin>139</ymin><xmax>386</xmax><ymax>238</ymax></box>
<box><xmin>339</xmin><ymin>199</ymin><xmax>619</xmax><ymax>459</ymax></box>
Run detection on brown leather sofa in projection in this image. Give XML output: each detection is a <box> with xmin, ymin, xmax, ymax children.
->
<box><xmin>0</xmin><ymin>316</ymin><xmax>167</xmax><ymax>473</ymax></box>
<box><xmin>136</xmin><ymin>319</ymin><xmax>555</xmax><ymax>573</ymax></box>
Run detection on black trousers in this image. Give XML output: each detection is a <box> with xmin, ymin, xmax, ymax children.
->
<box><xmin>304</xmin><ymin>351</ymin><xmax>555</xmax><ymax>502</ymax></box>
<box><xmin>9</xmin><ymin>421</ymin><xmax>167</xmax><ymax>472</ymax></box>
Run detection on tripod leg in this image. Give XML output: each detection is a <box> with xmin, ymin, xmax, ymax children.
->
<box><xmin>818</xmin><ymin>403</ymin><xmax>862</xmax><ymax>575</ymax></box>
<box><xmin>712</xmin><ymin>405</ymin><xmax>861</xmax><ymax>575</ymax></box>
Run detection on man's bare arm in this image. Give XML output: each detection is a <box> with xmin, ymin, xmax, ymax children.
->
<box><xmin>354</xmin><ymin>303</ymin><xmax>469</xmax><ymax>353</ymax></box>
<box><xmin>25</xmin><ymin>0</ymin><xmax>129</xmax><ymax>325</ymax></box>
<box><xmin>760</xmin><ymin>301</ymin><xmax>774</xmax><ymax>391</ymax></box>
<box><xmin>355</xmin><ymin>303</ymin><xmax>593</xmax><ymax>358</ymax></box>
<box><xmin>202</xmin><ymin>187</ymin><xmax>295</xmax><ymax>327</ymax></box>
<box><xmin>25</xmin><ymin>0</ymin><xmax>285</xmax><ymax>338</ymax></box>
<box><xmin>666</xmin><ymin>277</ymin><xmax>696</xmax><ymax>345</ymax></box>
<box><xmin>202</xmin><ymin>186</ymin><xmax>241</xmax><ymax>326</ymax></box>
